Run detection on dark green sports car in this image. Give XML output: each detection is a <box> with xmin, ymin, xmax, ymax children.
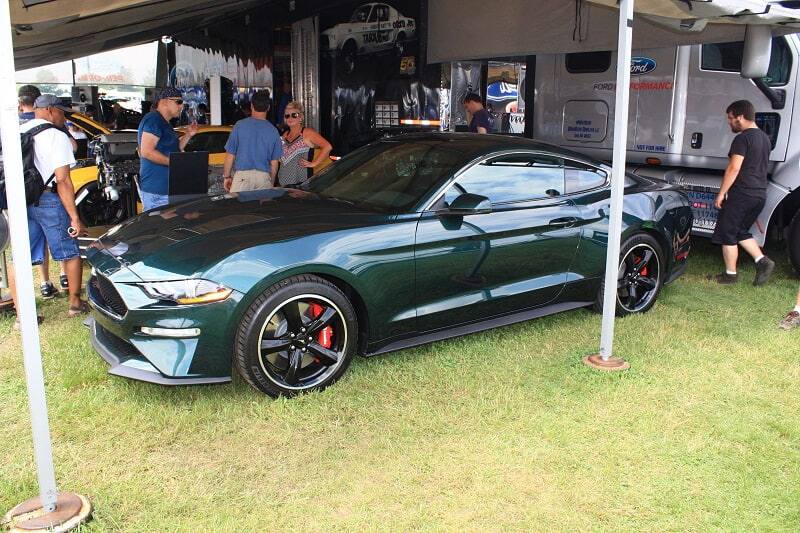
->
<box><xmin>85</xmin><ymin>133</ymin><xmax>692</xmax><ymax>397</ymax></box>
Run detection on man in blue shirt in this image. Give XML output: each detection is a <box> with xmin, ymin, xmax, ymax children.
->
<box><xmin>137</xmin><ymin>87</ymin><xmax>198</xmax><ymax>210</ymax></box>
<box><xmin>223</xmin><ymin>90</ymin><xmax>283</xmax><ymax>193</ymax></box>
<box><xmin>463</xmin><ymin>92</ymin><xmax>492</xmax><ymax>134</ymax></box>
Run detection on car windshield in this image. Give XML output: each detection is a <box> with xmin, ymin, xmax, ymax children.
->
<box><xmin>304</xmin><ymin>139</ymin><xmax>471</xmax><ymax>212</ymax></box>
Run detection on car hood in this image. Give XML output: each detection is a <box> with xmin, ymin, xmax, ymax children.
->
<box><xmin>86</xmin><ymin>189</ymin><xmax>389</xmax><ymax>280</ymax></box>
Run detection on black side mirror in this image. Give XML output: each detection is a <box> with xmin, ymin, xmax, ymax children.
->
<box><xmin>438</xmin><ymin>193</ymin><xmax>492</xmax><ymax>216</ymax></box>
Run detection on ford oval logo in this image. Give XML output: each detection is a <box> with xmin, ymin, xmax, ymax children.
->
<box><xmin>630</xmin><ymin>57</ymin><xmax>657</xmax><ymax>75</ymax></box>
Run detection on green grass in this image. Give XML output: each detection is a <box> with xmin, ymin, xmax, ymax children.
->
<box><xmin>1</xmin><ymin>240</ymin><xmax>799</xmax><ymax>532</ymax></box>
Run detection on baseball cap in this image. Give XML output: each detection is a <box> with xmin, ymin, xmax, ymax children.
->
<box><xmin>33</xmin><ymin>94</ymin><xmax>71</xmax><ymax>111</ymax></box>
<box><xmin>158</xmin><ymin>87</ymin><xmax>183</xmax><ymax>100</ymax></box>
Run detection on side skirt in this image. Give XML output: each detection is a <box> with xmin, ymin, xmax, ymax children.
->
<box><xmin>365</xmin><ymin>300</ymin><xmax>592</xmax><ymax>357</ymax></box>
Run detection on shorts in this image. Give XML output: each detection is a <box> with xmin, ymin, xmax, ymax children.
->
<box><xmin>139</xmin><ymin>189</ymin><xmax>169</xmax><ymax>211</ymax></box>
<box><xmin>230</xmin><ymin>169</ymin><xmax>273</xmax><ymax>193</ymax></box>
<box><xmin>27</xmin><ymin>191</ymin><xmax>80</xmax><ymax>263</ymax></box>
<box><xmin>711</xmin><ymin>189</ymin><xmax>765</xmax><ymax>245</ymax></box>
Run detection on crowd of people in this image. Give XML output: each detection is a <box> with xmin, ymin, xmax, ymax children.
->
<box><xmin>2</xmin><ymin>85</ymin><xmax>799</xmax><ymax>332</ymax></box>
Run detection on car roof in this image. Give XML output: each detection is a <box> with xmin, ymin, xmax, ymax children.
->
<box><xmin>380</xmin><ymin>132</ymin><xmax>609</xmax><ymax>168</ymax></box>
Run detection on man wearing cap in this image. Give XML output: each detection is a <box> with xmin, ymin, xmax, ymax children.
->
<box><xmin>16</xmin><ymin>84</ymin><xmax>59</xmax><ymax>299</ymax></box>
<box><xmin>7</xmin><ymin>94</ymin><xmax>88</xmax><ymax>324</ymax></box>
<box><xmin>137</xmin><ymin>87</ymin><xmax>198</xmax><ymax>210</ymax></box>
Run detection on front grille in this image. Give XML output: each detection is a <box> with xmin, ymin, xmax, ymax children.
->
<box><xmin>90</xmin><ymin>275</ymin><xmax>128</xmax><ymax>317</ymax></box>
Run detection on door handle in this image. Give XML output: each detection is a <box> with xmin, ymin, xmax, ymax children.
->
<box><xmin>549</xmin><ymin>217</ymin><xmax>578</xmax><ymax>228</ymax></box>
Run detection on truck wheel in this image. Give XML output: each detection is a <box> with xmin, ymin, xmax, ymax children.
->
<box><xmin>788</xmin><ymin>210</ymin><xmax>800</xmax><ymax>275</ymax></box>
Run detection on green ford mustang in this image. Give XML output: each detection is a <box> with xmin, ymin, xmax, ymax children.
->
<box><xmin>85</xmin><ymin>133</ymin><xmax>692</xmax><ymax>397</ymax></box>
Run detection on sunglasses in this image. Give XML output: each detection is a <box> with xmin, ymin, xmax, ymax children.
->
<box><xmin>284</xmin><ymin>112</ymin><xmax>301</xmax><ymax>119</ymax></box>
<box><xmin>168</xmin><ymin>98</ymin><xmax>184</xmax><ymax>105</ymax></box>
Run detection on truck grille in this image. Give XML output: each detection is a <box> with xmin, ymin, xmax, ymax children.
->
<box><xmin>89</xmin><ymin>275</ymin><xmax>128</xmax><ymax>317</ymax></box>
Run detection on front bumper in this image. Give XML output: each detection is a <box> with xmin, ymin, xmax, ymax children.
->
<box><xmin>86</xmin><ymin>273</ymin><xmax>242</xmax><ymax>385</ymax></box>
<box><xmin>85</xmin><ymin>317</ymin><xmax>231</xmax><ymax>386</ymax></box>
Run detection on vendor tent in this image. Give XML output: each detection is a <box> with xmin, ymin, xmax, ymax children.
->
<box><xmin>2</xmin><ymin>0</ymin><xmax>800</xmax><ymax>524</ymax></box>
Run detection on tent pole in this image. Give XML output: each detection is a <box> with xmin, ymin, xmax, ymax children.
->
<box><xmin>0</xmin><ymin>1</ymin><xmax>58</xmax><ymax>513</ymax></box>
<box><xmin>585</xmin><ymin>0</ymin><xmax>634</xmax><ymax>371</ymax></box>
<box><xmin>0</xmin><ymin>2</ymin><xmax>91</xmax><ymax>529</ymax></box>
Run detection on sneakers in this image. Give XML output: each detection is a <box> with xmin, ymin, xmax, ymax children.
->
<box><xmin>753</xmin><ymin>256</ymin><xmax>775</xmax><ymax>286</ymax></box>
<box><xmin>779</xmin><ymin>310</ymin><xmax>800</xmax><ymax>330</ymax></box>
<box><xmin>59</xmin><ymin>273</ymin><xmax>69</xmax><ymax>290</ymax></box>
<box><xmin>709</xmin><ymin>272</ymin><xmax>738</xmax><ymax>284</ymax></box>
<box><xmin>40</xmin><ymin>281</ymin><xmax>58</xmax><ymax>299</ymax></box>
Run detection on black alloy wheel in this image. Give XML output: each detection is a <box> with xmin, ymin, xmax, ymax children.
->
<box><xmin>234</xmin><ymin>275</ymin><xmax>357</xmax><ymax>397</ymax></box>
<box><xmin>594</xmin><ymin>233</ymin><xmax>664</xmax><ymax>317</ymax></box>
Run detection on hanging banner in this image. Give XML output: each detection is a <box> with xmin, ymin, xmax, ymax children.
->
<box><xmin>291</xmin><ymin>16</ymin><xmax>321</xmax><ymax>131</ymax></box>
<box><xmin>449</xmin><ymin>61</ymin><xmax>482</xmax><ymax>130</ymax></box>
<box><xmin>173</xmin><ymin>44</ymin><xmax>272</xmax><ymax>90</ymax></box>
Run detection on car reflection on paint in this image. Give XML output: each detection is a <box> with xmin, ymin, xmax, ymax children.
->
<box><xmin>85</xmin><ymin>133</ymin><xmax>692</xmax><ymax>398</ymax></box>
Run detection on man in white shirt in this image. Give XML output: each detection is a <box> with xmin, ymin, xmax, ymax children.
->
<box><xmin>8</xmin><ymin>94</ymin><xmax>88</xmax><ymax>325</ymax></box>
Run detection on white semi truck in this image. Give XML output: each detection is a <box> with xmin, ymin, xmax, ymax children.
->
<box><xmin>533</xmin><ymin>33</ymin><xmax>800</xmax><ymax>272</ymax></box>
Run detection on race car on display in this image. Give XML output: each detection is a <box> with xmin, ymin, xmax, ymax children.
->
<box><xmin>85</xmin><ymin>133</ymin><xmax>692</xmax><ymax>398</ymax></box>
<box><xmin>321</xmin><ymin>2</ymin><xmax>416</xmax><ymax>72</ymax></box>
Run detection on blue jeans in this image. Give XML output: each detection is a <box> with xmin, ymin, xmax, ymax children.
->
<box><xmin>139</xmin><ymin>189</ymin><xmax>169</xmax><ymax>211</ymax></box>
<box><xmin>27</xmin><ymin>191</ymin><xmax>80</xmax><ymax>263</ymax></box>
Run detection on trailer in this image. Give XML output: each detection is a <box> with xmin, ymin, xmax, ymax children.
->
<box><xmin>533</xmin><ymin>34</ymin><xmax>800</xmax><ymax>272</ymax></box>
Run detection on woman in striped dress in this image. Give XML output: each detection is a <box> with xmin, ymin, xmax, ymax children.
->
<box><xmin>277</xmin><ymin>101</ymin><xmax>333</xmax><ymax>187</ymax></box>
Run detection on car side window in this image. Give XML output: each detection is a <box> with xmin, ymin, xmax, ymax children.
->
<box><xmin>564</xmin><ymin>160</ymin><xmax>607</xmax><ymax>194</ymax></box>
<box><xmin>367</xmin><ymin>6</ymin><xmax>378</xmax><ymax>23</ymax></box>
<box><xmin>444</xmin><ymin>154</ymin><xmax>565</xmax><ymax>206</ymax></box>
<box><xmin>378</xmin><ymin>6</ymin><xmax>389</xmax><ymax>22</ymax></box>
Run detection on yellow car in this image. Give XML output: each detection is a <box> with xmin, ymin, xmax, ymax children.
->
<box><xmin>65</xmin><ymin>111</ymin><xmax>232</xmax><ymax>227</ymax></box>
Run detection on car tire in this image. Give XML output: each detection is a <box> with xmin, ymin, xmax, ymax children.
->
<box><xmin>233</xmin><ymin>274</ymin><xmax>358</xmax><ymax>398</ymax></box>
<box><xmin>787</xmin><ymin>209</ymin><xmax>800</xmax><ymax>275</ymax></box>
<box><xmin>593</xmin><ymin>233</ymin><xmax>665</xmax><ymax>317</ymax></box>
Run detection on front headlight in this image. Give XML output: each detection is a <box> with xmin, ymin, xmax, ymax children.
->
<box><xmin>140</xmin><ymin>279</ymin><xmax>232</xmax><ymax>305</ymax></box>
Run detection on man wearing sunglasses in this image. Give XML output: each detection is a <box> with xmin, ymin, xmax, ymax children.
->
<box><xmin>137</xmin><ymin>87</ymin><xmax>198</xmax><ymax>210</ymax></box>
<box><xmin>222</xmin><ymin>90</ymin><xmax>283</xmax><ymax>192</ymax></box>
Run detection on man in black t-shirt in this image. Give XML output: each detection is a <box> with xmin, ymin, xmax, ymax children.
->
<box><xmin>710</xmin><ymin>100</ymin><xmax>775</xmax><ymax>285</ymax></box>
<box><xmin>463</xmin><ymin>92</ymin><xmax>492</xmax><ymax>134</ymax></box>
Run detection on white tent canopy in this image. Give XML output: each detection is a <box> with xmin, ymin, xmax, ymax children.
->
<box><xmin>10</xmin><ymin>0</ymin><xmax>266</xmax><ymax>70</ymax></box>
<box><xmin>428</xmin><ymin>0</ymin><xmax>800</xmax><ymax>62</ymax></box>
<box><xmin>3</xmin><ymin>0</ymin><xmax>800</xmax><ymax>522</ymax></box>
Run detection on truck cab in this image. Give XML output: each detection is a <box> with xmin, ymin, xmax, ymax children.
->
<box><xmin>533</xmin><ymin>35</ymin><xmax>800</xmax><ymax>271</ymax></box>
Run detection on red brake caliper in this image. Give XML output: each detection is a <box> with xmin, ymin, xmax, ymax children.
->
<box><xmin>307</xmin><ymin>303</ymin><xmax>333</xmax><ymax>352</ymax></box>
<box><xmin>634</xmin><ymin>255</ymin><xmax>648</xmax><ymax>277</ymax></box>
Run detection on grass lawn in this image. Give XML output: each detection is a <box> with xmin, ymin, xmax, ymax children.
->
<box><xmin>1</xmin><ymin>240</ymin><xmax>798</xmax><ymax>531</ymax></box>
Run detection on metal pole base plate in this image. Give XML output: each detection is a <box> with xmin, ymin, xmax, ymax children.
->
<box><xmin>583</xmin><ymin>354</ymin><xmax>630</xmax><ymax>371</ymax></box>
<box><xmin>2</xmin><ymin>493</ymin><xmax>91</xmax><ymax>533</ymax></box>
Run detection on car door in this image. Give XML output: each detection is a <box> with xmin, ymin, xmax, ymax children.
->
<box><xmin>414</xmin><ymin>152</ymin><xmax>582</xmax><ymax>331</ymax></box>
